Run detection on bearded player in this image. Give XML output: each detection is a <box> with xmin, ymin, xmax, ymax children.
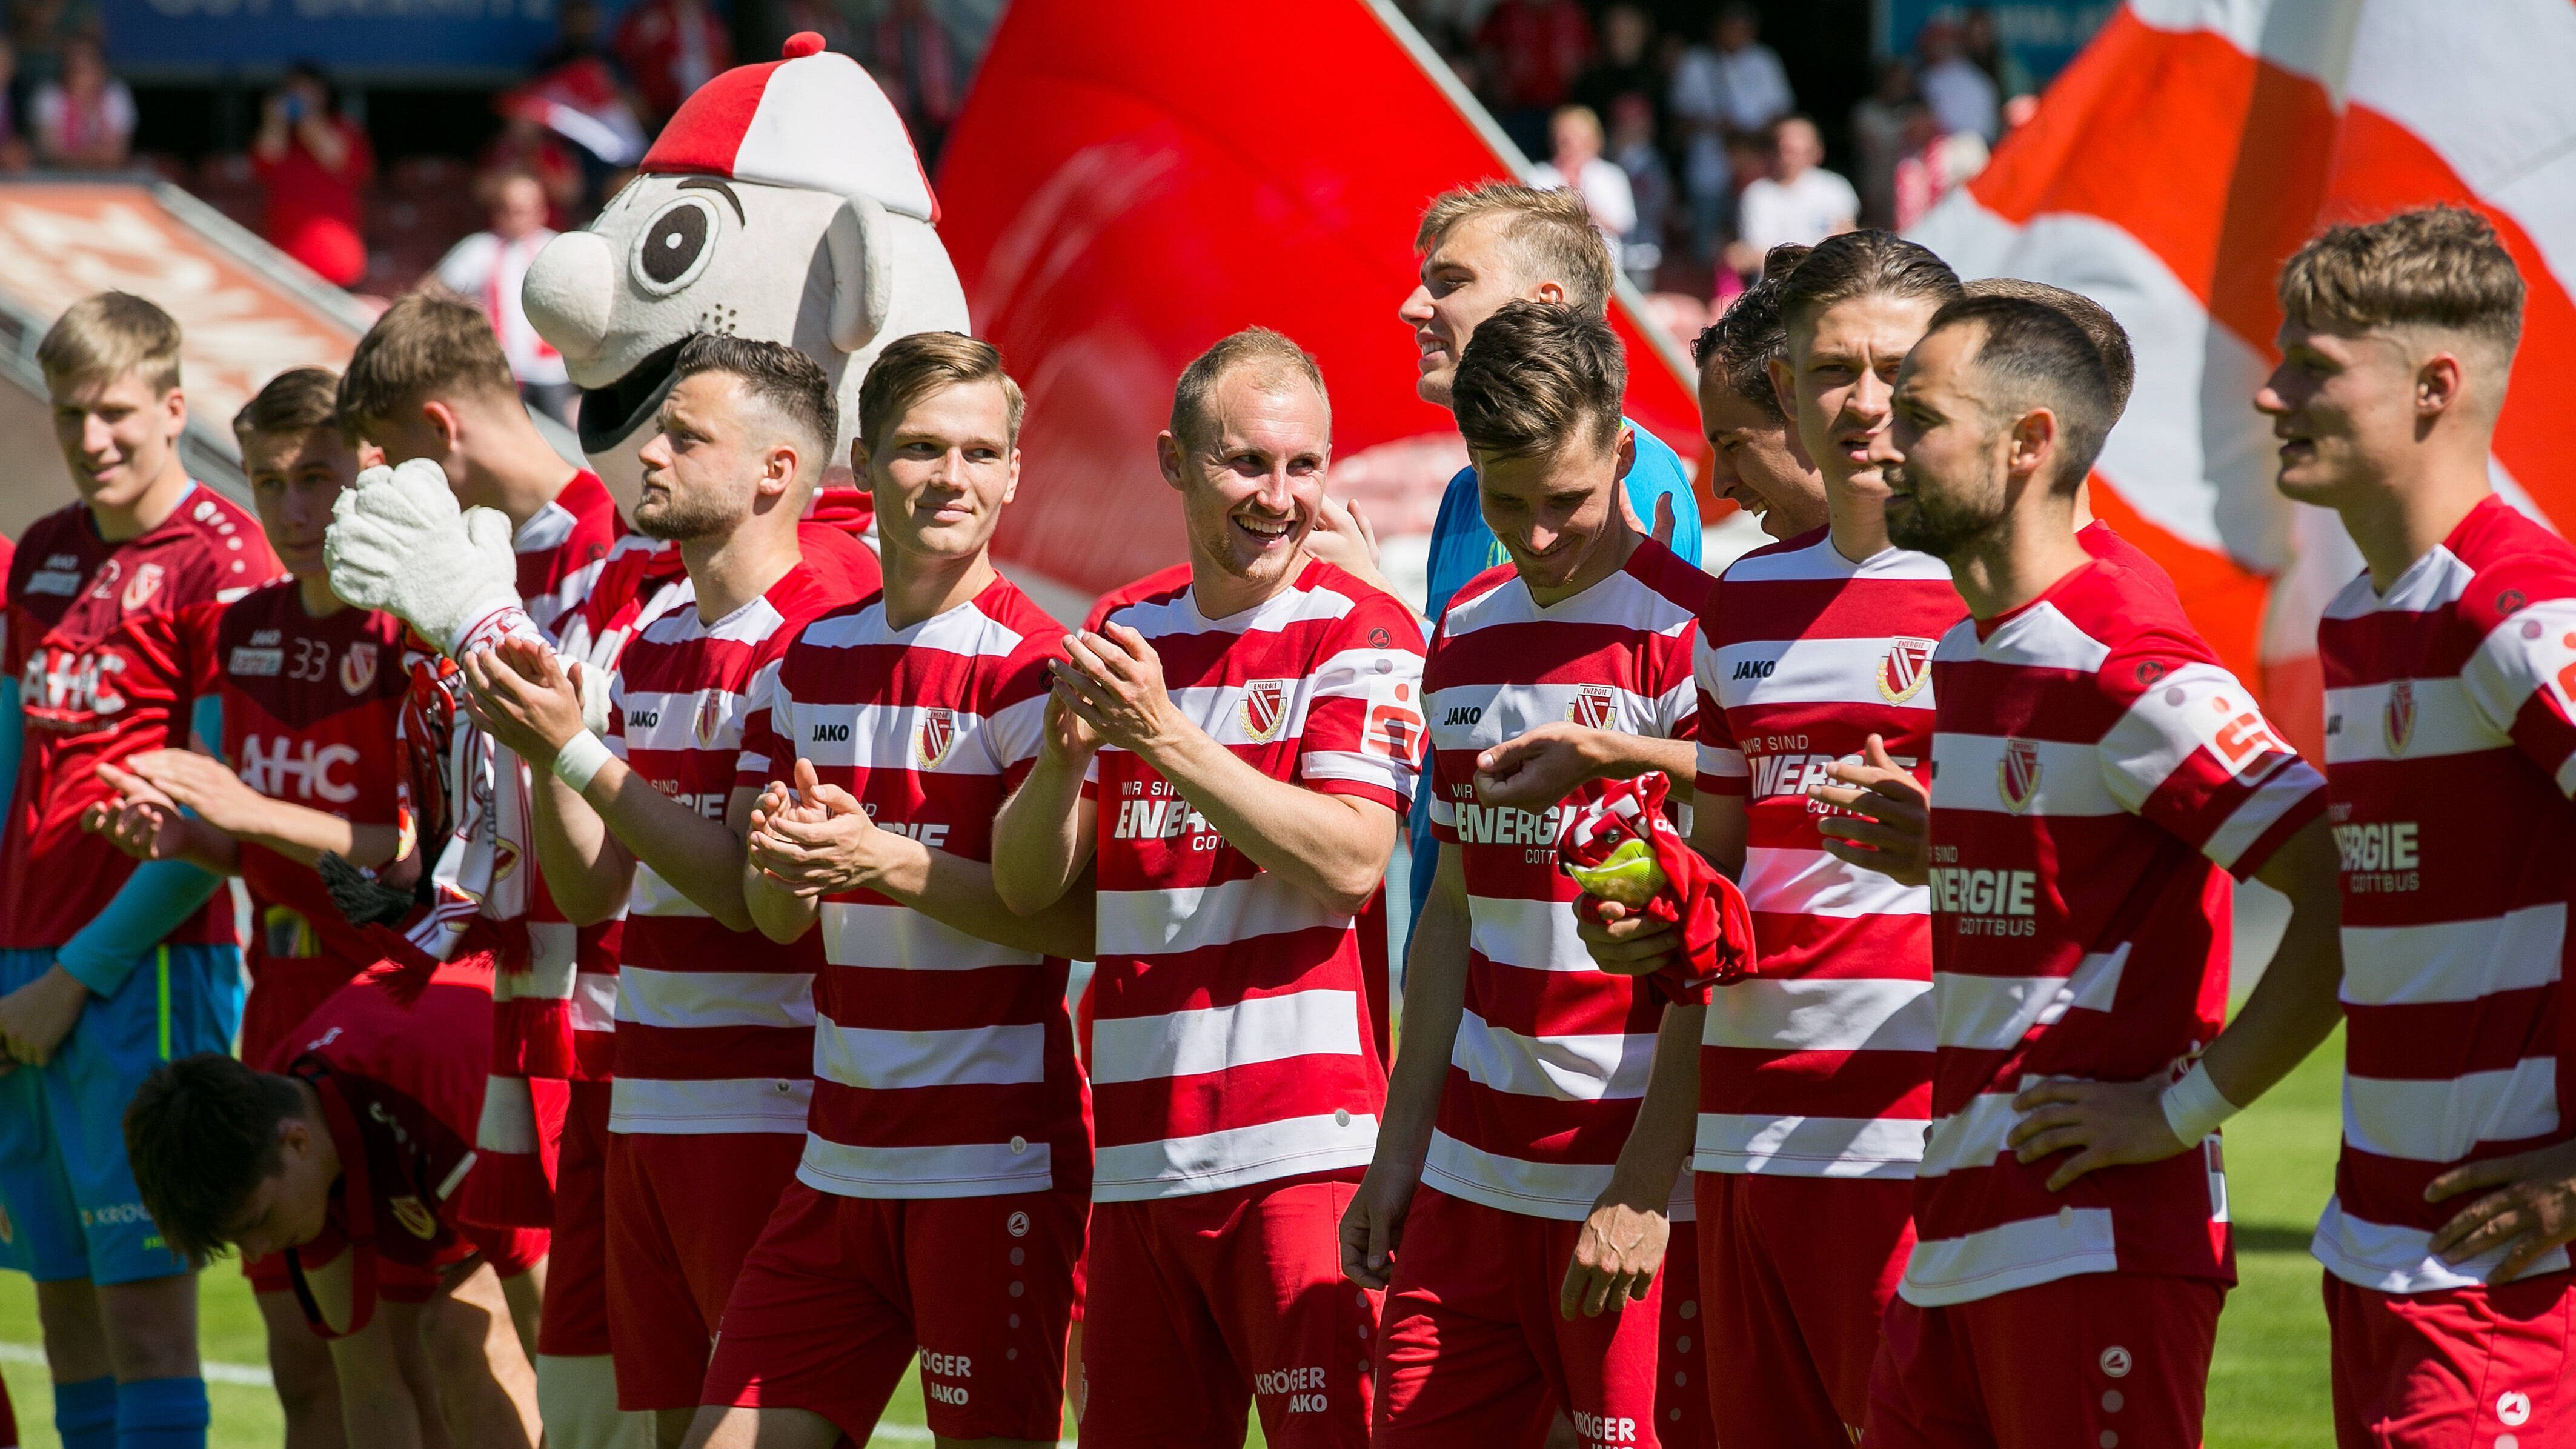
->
<box><xmin>677</xmin><ymin>333</ymin><xmax>1095</xmax><ymax>1447</ymax></box>
<box><xmin>0</xmin><ymin>293</ymin><xmax>277</xmax><ymax>1449</ymax></box>
<box><xmin>995</xmin><ymin>329</ymin><xmax>1422</xmax><ymax>1448</ymax></box>
<box><xmin>459</xmin><ymin>335</ymin><xmax>858</xmax><ymax>1448</ymax></box>
<box><xmin>1848</xmin><ymin>293</ymin><xmax>2342</xmax><ymax>1446</ymax></box>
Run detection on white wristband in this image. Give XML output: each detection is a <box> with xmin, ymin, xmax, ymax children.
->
<box><xmin>2159</xmin><ymin>1061</ymin><xmax>2241</xmax><ymax>1144</ymax></box>
<box><xmin>551</xmin><ymin>732</ymin><xmax>614</xmax><ymax>794</ymax></box>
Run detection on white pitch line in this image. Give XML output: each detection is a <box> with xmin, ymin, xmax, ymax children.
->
<box><xmin>4</xmin><ymin>1341</ymin><xmax>1073</xmax><ymax>1445</ymax></box>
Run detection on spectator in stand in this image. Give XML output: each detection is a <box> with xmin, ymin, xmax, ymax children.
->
<box><xmin>1916</xmin><ymin>16</ymin><xmax>1999</xmax><ymax>143</ymax></box>
<box><xmin>1530</xmin><ymin>104</ymin><xmax>1635</xmax><ymax>250</ymax></box>
<box><xmin>1963</xmin><ymin>7</ymin><xmax>2037</xmax><ymax>110</ymax></box>
<box><xmin>861</xmin><ymin>0</ymin><xmax>964</xmax><ymax>167</ymax></box>
<box><xmin>9</xmin><ymin>0</ymin><xmax>70</xmax><ymax>90</ymax></box>
<box><xmin>1670</xmin><ymin>4</ymin><xmax>1793</xmax><ymax>263</ymax></box>
<box><xmin>477</xmin><ymin>112</ymin><xmax>581</xmax><ymax>228</ymax></box>
<box><xmin>1607</xmin><ymin>93</ymin><xmax>1669</xmax><ymax>291</ymax></box>
<box><xmin>1891</xmin><ymin>106</ymin><xmax>1988</xmax><ymax>228</ymax></box>
<box><xmin>0</xmin><ymin>37</ymin><xmax>30</xmax><ymax>173</ymax></box>
<box><xmin>1570</xmin><ymin>4</ymin><xmax>1659</xmax><ymax>138</ymax></box>
<box><xmin>1474</xmin><ymin>0</ymin><xmax>1593</xmax><ymax>159</ymax></box>
<box><xmin>1849</xmin><ymin>59</ymin><xmax>1916</xmax><ymax>228</ymax></box>
<box><xmin>433</xmin><ymin>170</ymin><xmax>576</xmax><ymax>424</ymax></box>
<box><xmin>612</xmin><ymin>0</ymin><xmax>731</xmax><ymax>125</ymax></box>
<box><xmin>1724</xmin><ymin>115</ymin><xmax>1856</xmax><ymax>278</ymax></box>
<box><xmin>29</xmin><ymin>36</ymin><xmax>129</xmax><ymax>171</ymax></box>
<box><xmin>251</xmin><ymin>62</ymin><xmax>373</xmax><ymax>290</ymax></box>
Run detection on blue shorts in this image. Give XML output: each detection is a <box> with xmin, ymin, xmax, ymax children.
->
<box><xmin>0</xmin><ymin>943</ymin><xmax>243</xmax><ymax>1284</ymax></box>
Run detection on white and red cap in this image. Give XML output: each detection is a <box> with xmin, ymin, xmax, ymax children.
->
<box><xmin>639</xmin><ymin>32</ymin><xmax>939</xmax><ymax>222</ymax></box>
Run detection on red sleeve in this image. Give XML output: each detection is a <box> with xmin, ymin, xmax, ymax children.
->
<box><xmin>1297</xmin><ymin>590</ymin><xmax>1427</xmax><ymax>811</ymax></box>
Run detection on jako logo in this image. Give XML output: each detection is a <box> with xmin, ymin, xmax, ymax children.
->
<box><xmin>1442</xmin><ymin>706</ymin><xmax>1481</xmax><ymax>727</ymax></box>
<box><xmin>811</xmin><ymin>723</ymin><xmax>851</xmax><ymax>742</ymax></box>
<box><xmin>1732</xmin><ymin>659</ymin><xmax>1777</xmax><ymax>680</ymax></box>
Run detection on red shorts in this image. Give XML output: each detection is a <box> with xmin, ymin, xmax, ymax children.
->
<box><xmin>1082</xmin><ymin>1176</ymin><xmax>1378</xmax><ymax>1448</ymax></box>
<box><xmin>605</xmin><ymin>1130</ymin><xmax>803</xmax><ymax>1411</ymax></box>
<box><xmin>1376</xmin><ymin>1187</ymin><xmax>1701</xmax><ymax>1449</ymax></box>
<box><xmin>703</xmin><ymin>1179</ymin><xmax>1087</xmax><ymax>1441</ymax></box>
<box><xmin>2325</xmin><ymin>1268</ymin><xmax>2576</xmax><ymax>1448</ymax></box>
<box><xmin>1864</xmin><ymin>1273</ymin><xmax>2223</xmax><ymax>1448</ymax></box>
<box><xmin>1699</xmin><ymin>1171</ymin><xmax>1913</xmax><ymax>1446</ymax></box>
<box><xmin>536</xmin><ymin>1079</ymin><xmax>614</xmax><ymax>1359</ymax></box>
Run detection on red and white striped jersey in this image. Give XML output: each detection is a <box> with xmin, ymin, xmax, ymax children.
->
<box><xmin>1693</xmin><ymin>530</ymin><xmax>1954</xmax><ymax>1179</ymax></box>
<box><xmin>1083</xmin><ymin>558</ymin><xmax>1422</xmax><ymax>1202</ymax></box>
<box><xmin>2311</xmin><ymin>496</ymin><xmax>2576</xmax><ymax>1294</ymax></box>
<box><xmin>1424</xmin><ymin>540</ymin><xmax>1707</xmax><ymax>1221</ymax></box>
<box><xmin>604</xmin><ymin>562</ymin><xmax>851</xmax><ymax>1137</ymax></box>
<box><xmin>513</xmin><ymin>470</ymin><xmax>621</xmax><ymax>639</ymax></box>
<box><xmin>1905</xmin><ymin>552</ymin><xmax>2324</xmax><ymax>1306</ymax></box>
<box><xmin>737</xmin><ymin>576</ymin><xmax>1090</xmax><ymax>1199</ymax></box>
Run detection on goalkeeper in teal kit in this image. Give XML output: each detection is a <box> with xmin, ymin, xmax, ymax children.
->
<box><xmin>0</xmin><ymin>295</ymin><xmax>278</xmax><ymax>1449</ymax></box>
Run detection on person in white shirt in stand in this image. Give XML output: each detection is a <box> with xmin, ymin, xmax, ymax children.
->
<box><xmin>434</xmin><ymin>170</ymin><xmax>576</xmax><ymax>424</ymax></box>
<box><xmin>1725</xmin><ymin>116</ymin><xmax>1857</xmax><ymax>279</ymax></box>
<box><xmin>1914</xmin><ymin>19</ymin><xmax>2000</xmax><ymax>145</ymax></box>
<box><xmin>1529</xmin><ymin>104</ymin><xmax>1636</xmax><ymax>251</ymax></box>
<box><xmin>1668</xmin><ymin>3</ymin><xmax>1793</xmax><ymax>263</ymax></box>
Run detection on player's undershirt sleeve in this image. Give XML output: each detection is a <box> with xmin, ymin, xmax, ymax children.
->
<box><xmin>59</xmin><ymin>851</ymin><xmax>225</xmax><ymax>997</ymax></box>
<box><xmin>194</xmin><ymin>694</ymin><xmax>226</xmax><ymax>764</ymax></box>
<box><xmin>0</xmin><ymin>678</ymin><xmax>20</xmax><ymax>824</ymax></box>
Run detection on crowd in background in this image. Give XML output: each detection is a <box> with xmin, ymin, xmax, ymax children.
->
<box><xmin>1403</xmin><ymin>0</ymin><xmax>2040</xmax><ymax>301</ymax></box>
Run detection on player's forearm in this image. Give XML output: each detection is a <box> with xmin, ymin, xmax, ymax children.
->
<box><xmin>993</xmin><ymin>753</ymin><xmax>1094</xmax><ymax>915</ymax></box>
<box><xmin>1378</xmin><ymin>884</ymin><xmax>1472</xmax><ymax>1167</ymax></box>
<box><xmin>1590</xmin><ymin>731</ymin><xmax>1700</xmax><ymax>805</ymax></box>
<box><xmin>165</xmin><ymin>818</ymin><xmax>242</xmax><ymax>877</ymax></box>
<box><xmin>232</xmin><ymin>797</ymin><xmax>400</xmax><ymax>869</ymax></box>
<box><xmin>1688</xmin><ymin>792</ymin><xmax>1748</xmax><ymax>878</ymax></box>
<box><xmin>2202</xmin><ymin>821</ymin><xmax>2346</xmax><ymax>1110</ymax></box>
<box><xmin>329</xmin><ymin>1332</ymin><xmax>428</xmax><ymax>1449</ymax></box>
<box><xmin>865</xmin><ymin>836</ymin><xmax>1100</xmax><ymax>960</ymax></box>
<box><xmin>742</xmin><ymin>861</ymin><xmax>819</xmax><ymax>945</ymax></box>
<box><xmin>526</xmin><ymin>767</ymin><xmax>634</xmax><ymax>927</ymax></box>
<box><xmin>1145</xmin><ymin>725</ymin><xmax>1395</xmax><ymax>917</ymax></box>
<box><xmin>1605</xmin><ymin>1005</ymin><xmax>1702</xmax><ymax>1208</ymax></box>
<box><xmin>578</xmin><ymin>764</ymin><xmax>752</xmax><ymax>930</ymax></box>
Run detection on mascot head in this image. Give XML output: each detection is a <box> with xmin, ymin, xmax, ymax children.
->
<box><xmin>524</xmin><ymin>33</ymin><xmax>971</xmax><ymax>498</ymax></box>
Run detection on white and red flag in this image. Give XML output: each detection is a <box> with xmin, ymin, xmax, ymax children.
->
<box><xmin>1910</xmin><ymin>0</ymin><xmax>2576</xmax><ymax>757</ymax></box>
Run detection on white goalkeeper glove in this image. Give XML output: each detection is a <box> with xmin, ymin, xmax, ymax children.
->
<box><xmin>325</xmin><ymin>459</ymin><xmax>526</xmax><ymax>658</ymax></box>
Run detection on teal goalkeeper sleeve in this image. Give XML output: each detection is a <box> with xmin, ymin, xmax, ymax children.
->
<box><xmin>56</xmin><ymin>696</ymin><xmax>229</xmax><ymax>998</ymax></box>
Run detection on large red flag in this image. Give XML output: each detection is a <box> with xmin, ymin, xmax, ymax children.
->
<box><xmin>934</xmin><ymin>0</ymin><xmax>1705</xmax><ymax>603</ymax></box>
<box><xmin>1910</xmin><ymin>0</ymin><xmax>2576</xmax><ymax>755</ymax></box>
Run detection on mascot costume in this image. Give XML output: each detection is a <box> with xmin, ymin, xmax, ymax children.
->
<box><xmin>323</xmin><ymin>35</ymin><xmax>971</xmax><ymax>1449</ymax></box>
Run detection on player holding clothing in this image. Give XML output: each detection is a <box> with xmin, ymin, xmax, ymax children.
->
<box><xmin>1850</xmin><ymin>294</ymin><xmax>2341</xmax><ymax>1447</ymax></box>
<box><xmin>460</xmin><ymin>336</ymin><xmax>858</xmax><ymax>1448</ymax></box>
<box><xmin>995</xmin><ymin>330</ymin><xmax>1422</xmax><ymax>1448</ymax></box>
<box><xmin>123</xmin><ymin>965</ymin><xmax>549</xmax><ymax>1449</ymax></box>
<box><xmin>0</xmin><ymin>293</ymin><xmax>278</xmax><ymax>1449</ymax></box>
<box><xmin>685</xmin><ymin>335</ymin><xmax>1095</xmax><ymax>1448</ymax></box>
<box><xmin>1346</xmin><ymin>300</ymin><xmax>1708</xmax><ymax>1449</ymax></box>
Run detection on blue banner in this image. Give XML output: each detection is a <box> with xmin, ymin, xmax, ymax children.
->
<box><xmin>1876</xmin><ymin>1</ymin><xmax>2117</xmax><ymax>84</ymax></box>
<box><xmin>103</xmin><ymin>0</ymin><xmax>632</xmax><ymax>75</ymax></box>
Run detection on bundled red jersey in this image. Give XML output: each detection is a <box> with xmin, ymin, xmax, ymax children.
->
<box><xmin>1</xmin><ymin>486</ymin><xmax>278</xmax><ymax>948</ymax></box>
<box><xmin>1907</xmin><ymin>555</ymin><xmax>2323</xmax><ymax>1307</ymax></box>
<box><xmin>513</xmin><ymin>470</ymin><xmax>622</xmax><ymax>638</ymax></box>
<box><xmin>1692</xmin><ymin>530</ymin><xmax>1955</xmax><ymax>1181</ymax></box>
<box><xmin>604</xmin><ymin>563</ymin><xmax>852</xmax><ymax>1138</ymax></box>
<box><xmin>1083</xmin><ymin>559</ymin><xmax>1422</xmax><ymax>1201</ymax></box>
<box><xmin>737</xmin><ymin>576</ymin><xmax>1090</xmax><ymax>1199</ymax></box>
<box><xmin>2311</xmin><ymin>496</ymin><xmax>2576</xmax><ymax>1293</ymax></box>
<box><xmin>1422</xmin><ymin>540</ymin><xmax>1707</xmax><ymax>1221</ymax></box>
<box><xmin>216</xmin><ymin>582</ymin><xmax>413</xmax><ymax>1011</ymax></box>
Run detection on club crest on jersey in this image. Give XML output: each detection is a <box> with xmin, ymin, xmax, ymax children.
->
<box><xmin>119</xmin><ymin>562</ymin><xmax>164</xmax><ymax>613</ymax></box>
<box><xmin>2383</xmin><ymin>679</ymin><xmax>2415</xmax><ymax>756</ymax></box>
<box><xmin>389</xmin><ymin>1194</ymin><xmax>438</xmax><ymax>1240</ymax></box>
<box><xmin>1997</xmin><ymin>737</ymin><xmax>2041</xmax><ymax>813</ymax></box>
<box><xmin>916</xmin><ymin>707</ymin><xmax>959</xmax><ymax>768</ymax></box>
<box><xmin>339</xmin><ymin>641</ymin><xmax>379</xmax><ymax>696</ymax></box>
<box><xmin>1566</xmin><ymin>684</ymin><xmax>1619</xmax><ymax>729</ymax></box>
<box><xmin>1241</xmin><ymin>678</ymin><xmax>1291</xmax><ymax>744</ymax></box>
<box><xmin>1877</xmin><ymin>637</ymin><xmax>1936</xmax><ymax>704</ymax></box>
<box><xmin>692</xmin><ymin>691</ymin><xmax>723</xmax><ymax>745</ymax></box>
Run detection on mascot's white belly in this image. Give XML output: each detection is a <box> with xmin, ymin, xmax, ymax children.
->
<box><xmin>522</xmin><ymin>33</ymin><xmax>970</xmax><ymax>502</ymax></box>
